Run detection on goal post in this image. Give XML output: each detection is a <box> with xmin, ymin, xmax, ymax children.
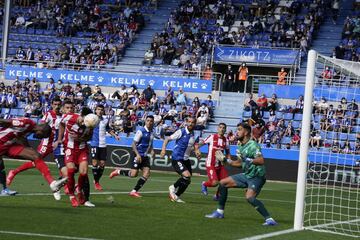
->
<box><xmin>293</xmin><ymin>50</ymin><xmax>360</xmax><ymax>237</ymax></box>
<box><xmin>294</xmin><ymin>49</ymin><xmax>317</xmax><ymax>231</ymax></box>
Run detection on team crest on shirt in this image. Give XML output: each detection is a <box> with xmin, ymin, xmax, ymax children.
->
<box><xmin>65</xmin><ymin>149</ymin><xmax>72</xmax><ymax>156</ymax></box>
<box><xmin>12</xmin><ymin>120</ymin><xmax>21</xmax><ymax>126</ymax></box>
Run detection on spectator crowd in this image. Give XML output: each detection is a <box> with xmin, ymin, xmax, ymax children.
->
<box><xmin>145</xmin><ymin>0</ymin><xmax>331</xmax><ymax>69</ymax></box>
<box><xmin>241</xmin><ymin>92</ymin><xmax>360</xmax><ymax>155</ymax></box>
<box><xmin>332</xmin><ymin>14</ymin><xmax>360</xmax><ymax>62</ymax></box>
<box><xmin>0</xmin><ymin>77</ymin><xmax>215</xmax><ymax>139</ymax></box>
<box><xmin>11</xmin><ymin>0</ymin><xmax>147</xmax><ymax>66</ymax></box>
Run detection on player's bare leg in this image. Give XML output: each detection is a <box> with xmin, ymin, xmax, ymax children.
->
<box><xmin>15</xmin><ymin>147</ymin><xmax>67</xmax><ymax>194</ymax></box>
<box><xmin>6</xmin><ymin>161</ymin><xmax>35</xmax><ymax>186</ymax></box>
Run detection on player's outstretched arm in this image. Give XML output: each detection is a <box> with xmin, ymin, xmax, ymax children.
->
<box><xmin>160</xmin><ymin>138</ymin><xmax>170</xmax><ymax>158</ymax></box>
<box><xmin>194</xmin><ymin>143</ymin><xmax>201</xmax><ymax>160</ymax></box>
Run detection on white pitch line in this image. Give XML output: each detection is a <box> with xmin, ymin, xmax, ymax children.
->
<box><xmin>237</xmin><ymin>228</ymin><xmax>300</xmax><ymax>240</ymax></box>
<box><xmin>18</xmin><ymin>190</ymin><xmax>168</xmax><ymax>196</ymax></box>
<box><xmin>15</xmin><ymin>190</ymin><xmax>294</xmax><ymax>204</ymax></box>
<box><xmin>0</xmin><ymin>230</ymin><xmax>103</xmax><ymax>240</ymax></box>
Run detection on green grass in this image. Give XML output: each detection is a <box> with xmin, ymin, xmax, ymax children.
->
<box><xmin>0</xmin><ymin>160</ymin><xmax>355</xmax><ymax>240</ymax></box>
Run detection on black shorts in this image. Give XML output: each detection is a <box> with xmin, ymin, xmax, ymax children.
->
<box><xmin>54</xmin><ymin>155</ymin><xmax>65</xmax><ymax>170</ymax></box>
<box><xmin>172</xmin><ymin>160</ymin><xmax>192</xmax><ymax>175</ymax></box>
<box><xmin>131</xmin><ymin>156</ymin><xmax>150</xmax><ymax>170</ymax></box>
<box><xmin>91</xmin><ymin>147</ymin><xmax>107</xmax><ymax>161</ymax></box>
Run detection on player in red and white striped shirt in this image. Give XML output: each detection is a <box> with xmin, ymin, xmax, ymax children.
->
<box><xmin>198</xmin><ymin>123</ymin><xmax>231</xmax><ymax>199</ymax></box>
<box><xmin>56</xmin><ymin>107</ymin><xmax>95</xmax><ymax>207</ymax></box>
<box><xmin>0</xmin><ymin>118</ymin><xmax>67</xmax><ymax>194</ymax></box>
<box><xmin>7</xmin><ymin>98</ymin><xmax>63</xmax><ymax>192</ymax></box>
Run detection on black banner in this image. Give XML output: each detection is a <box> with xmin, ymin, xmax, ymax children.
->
<box><xmin>107</xmin><ymin>145</ymin><xmax>299</xmax><ymax>182</ymax></box>
<box><xmin>28</xmin><ymin>141</ymin><xmax>360</xmax><ymax>184</ymax></box>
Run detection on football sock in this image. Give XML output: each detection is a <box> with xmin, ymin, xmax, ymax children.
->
<box><xmin>218</xmin><ymin>184</ymin><xmax>228</xmax><ymax>210</ymax></box>
<box><xmin>67</xmin><ymin>168</ymin><xmax>76</xmax><ymax>195</ymax></box>
<box><xmin>78</xmin><ymin>173</ymin><xmax>87</xmax><ymax>191</ymax></box>
<box><xmin>0</xmin><ymin>170</ymin><xmax>6</xmax><ymax>189</ymax></box>
<box><xmin>83</xmin><ymin>174</ymin><xmax>90</xmax><ymax>201</ymax></box>
<box><xmin>34</xmin><ymin>158</ymin><xmax>54</xmax><ymax>185</ymax></box>
<box><xmin>98</xmin><ymin>166</ymin><xmax>104</xmax><ymax>181</ymax></box>
<box><xmin>13</xmin><ymin>161</ymin><xmax>35</xmax><ymax>175</ymax></box>
<box><xmin>92</xmin><ymin>165</ymin><xmax>100</xmax><ymax>183</ymax></box>
<box><xmin>215</xmin><ymin>187</ymin><xmax>220</xmax><ymax>197</ymax></box>
<box><xmin>120</xmin><ymin>169</ymin><xmax>130</xmax><ymax>177</ymax></box>
<box><xmin>175</xmin><ymin>176</ymin><xmax>191</xmax><ymax>196</ymax></box>
<box><xmin>203</xmin><ymin>180</ymin><xmax>215</xmax><ymax>187</ymax></box>
<box><xmin>247</xmin><ymin>197</ymin><xmax>270</xmax><ymax>219</ymax></box>
<box><xmin>133</xmin><ymin>177</ymin><xmax>147</xmax><ymax>192</ymax></box>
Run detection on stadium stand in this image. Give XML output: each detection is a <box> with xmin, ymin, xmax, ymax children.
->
<box><xmin>145</xmin><ymin>0</ymin><xmax>331</xmax><ymax>70</ymax></box>
<box><xmin>7</xmin><ymin>0</ymin><xmax>151</xmax><ymax>67</ymax></box>
<box><xmin>241</xmin><ymin>88</ymin><xmax>359</xmax><ymax>154</ymax></box>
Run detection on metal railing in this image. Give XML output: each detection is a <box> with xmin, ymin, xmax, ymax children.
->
<box><xmin>249</xmin><ymin>74</ymin><xmax>300</xmax><ymax>93</ymax></box>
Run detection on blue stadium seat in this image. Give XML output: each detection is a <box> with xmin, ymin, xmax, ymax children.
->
<box><xmin>294</xmin><ymin>114</ymin><xmax>302</xmax><ymax>121</ymax></box>
<box><xmin>348</xmin><ymin>134</ymin><xmax>356</xmax><ymax>141</ymax></box>
<box><xmin>275</xmin><ymin>111</ymin><xmax>283</xmax><ymax>119</ymax></box>
<box><xmin>339</xmin><ymin>133</ymin><xmax>348</xmax><ymax>141</ymax></box>
<box><xmin>243</xmin><ymin>111</ymin><xmax>251</xmax><ymax>118</ymax></box>
<box><xmin>283</xmin><ymin>113</ymin><xmax>293</xmax><ymax>120</ymax></box>
<box><xmin>326</xmin><ymin>131</ymin><xmax>338</xmax><ymax>140</ymax></box>
<box><xmin>194</xmin><ymin>130</ymin><xmax>202</xmax><ymax>139</ymax></box>
<box><xmin>263</xmin><ymin>111</ymin><xmax>270</xmax><ymax>119</ymax></box>
<box><xmin>281</xmin><ymin>137</ymin><xmax>291</xmax><ymax>144</ymax></box>
<box><xmin>319</xmin><ymin>131</ymin><xmax>326</xmax><ymax>139</ymax></box>
<box><xmin>292</xmin><ymin>121</ymin><xmax>301</xmax><ymax>129</ymax></box>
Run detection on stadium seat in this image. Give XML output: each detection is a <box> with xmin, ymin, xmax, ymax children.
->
<box><xmin>281</xmin><ymin>137</ymin><xmax>291</xmax><ymax>144</ymax></box>
<box><xmin>292</xmin><ymin>121</ymin><xmax>301</xmax><ymax>129</ymax></box>
<box><xmin>263</xmin><ymin>111</ymin><xmax>270</xmax><ymax>119</ymax></box>
<box><xmin>275</xmin><ymin>111</ymin><xmax>284</xmax><ymax>119</ymax></box>
<box><xmin>283</xmin><ymin>113</ymin><xmax>293</xmax><ymax>120</ymax></box>
<box><xmin>339</xmin><ymin>133</ymin><xmax>348</xmax><ymax>141</ymax></box>
<box><xmin>294</xmin><ymin>114</ymin><xmax>303</xmax><ymax>121</ymax></box>
<box><xmin>326</xmin><ymin>131</ymin><xmax>338</xmax><ymax>140</ymax></box>
<box><xmin>348</xmin><ymin>134</ymin><xmax>356</xmax><ymax>141</ymax></box>
<box><xmin>243</xmin><ymin>111</ymin><xmax>251</xmax><ymax>118</ymax></box>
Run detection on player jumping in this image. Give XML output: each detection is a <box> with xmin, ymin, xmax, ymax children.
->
<box><xmin>7</xmin><ymin>97</ymin><xmax>64</xmax><ymax>200</ymax></box>
<box><xmin>109</xmin><ymin>115</ymin><xmax>155</xmax><ymax>198</ymax></box>
<box><xmin>57</xmin><ymin>107</ymin><xmax>97</xmax><ymax>207</ymax></box>
<box><xmin>0</xmin><ymin>118</ymin><xmax>67</xmax><ymax>194</ymax></box>
<box><xmin>205</xmin><ymin>123</ymin><xmax>277</xmax><ymax>226</ymax></box>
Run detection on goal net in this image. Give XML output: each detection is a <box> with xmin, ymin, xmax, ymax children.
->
<box><xmin>294</xmin><ymin>50</ymin><xmax>360</xmax><ymax>238</ymax></box>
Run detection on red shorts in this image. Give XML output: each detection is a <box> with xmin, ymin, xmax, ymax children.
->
<box><xmin>64</xmin><ymin>148</ymin><xmax>89</xmax><ymax>165</ymax></box>
<box><xmin>37</xmin><ymin>144</ymin><xmax>54</xmax><ymax>158</ymax></box>
<box><xmin>0</xmin><ymin>143</ymin><xmax>25</xmax><ymax>158</ymax></box>
<box><xmin>206</xmin><ymin>165</ymin><xmax>228</xmax><ymax>182</ymax></box>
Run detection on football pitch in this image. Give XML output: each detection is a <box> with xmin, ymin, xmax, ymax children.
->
<box><xmin>0</xmin><ymin>160</ymin><xmax>352</xmax><ymax>240</ymax></box>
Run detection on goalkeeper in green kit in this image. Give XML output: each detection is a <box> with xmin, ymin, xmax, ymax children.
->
<box><xmin>205</xmin><ymin>123</ymin><xmax>277</xmax><ymax>226</ymax></box>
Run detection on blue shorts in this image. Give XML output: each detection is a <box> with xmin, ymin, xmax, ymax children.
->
<box><xmin>230</xmin><ymin>173</ymin><xmax>266</xmax><ymax>194</ymax></box>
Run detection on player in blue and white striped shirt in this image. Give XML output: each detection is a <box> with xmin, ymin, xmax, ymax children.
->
<box><xmin>90</xmin><ymin>105</ymin><xmax>119</xmax><ymax>191</ymax></box>
<box><xmin>160</xmin><ymin>117</ymin><xmax>201</xmax><ymax>203</ymax></box>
